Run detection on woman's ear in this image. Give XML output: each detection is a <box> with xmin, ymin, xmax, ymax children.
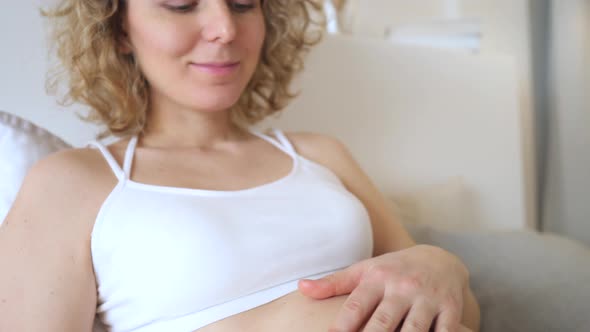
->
<box><xmin>117</xmin><ymin>9</ymin><xmax>133</xmax><ymax>54</ymax></box>
<box><xmin>118</xmin><ymin>32</ymin><xmax>133</xmax><ymax>55</ymax></box>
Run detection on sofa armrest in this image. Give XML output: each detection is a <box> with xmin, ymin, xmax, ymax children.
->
<box><xmin>406</xmin><ymin>223</ymin><xmax>590</xmax><ymax>332</ymax></box>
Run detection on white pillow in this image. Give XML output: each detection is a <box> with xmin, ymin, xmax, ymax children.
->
<box><xmin>0</xmin><ymin>111</ymin><xmax>70</xmax><ymax>224</ymax></box>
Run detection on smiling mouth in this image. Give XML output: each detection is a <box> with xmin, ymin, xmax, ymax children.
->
<box><xmin>189</xmin><ymin>61</ymin><xmax>241</xmax><ymax>76</ymax></box>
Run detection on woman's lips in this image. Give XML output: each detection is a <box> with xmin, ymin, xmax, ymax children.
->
<box><xmin>190</xmin><ymin>61</ymin><xmax>241</xmax><ymax>76</ymax></box>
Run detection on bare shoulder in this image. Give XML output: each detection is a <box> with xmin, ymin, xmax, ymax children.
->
<box><xmin>281</xmin><ymin>131</ymin><xmax>348</xmax><ymax>156</ymax></box>
<box><xmin>3</xmin><ymin>146</ymin><xmax>118</xmax><ymax>233</ymax></box>
<box><xmin>22</xmin><ymin>147</ymin><xmax>117</xmax><ymax>198</ymax></box>
<box><xmin>29</xmin><ymin>146</ymin><xmax>111</xmax><ymax>179</ymax></box>
<box><xmin>282</xmin><ymin>131</ymin><xmax>359</xmax><ymax>180</ymax></box>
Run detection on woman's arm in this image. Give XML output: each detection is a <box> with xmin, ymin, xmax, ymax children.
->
<box><xmin>289</xmin><ymin>132</ymin><xmax>480</xmax><ymax>331</ymax></box>
<box><xmin>0</xmin><ymin>151</ymin><xmax>103</xmax><ymax>331</ymax></box>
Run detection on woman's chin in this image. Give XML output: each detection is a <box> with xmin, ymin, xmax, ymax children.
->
<box><xmin>184</xmin><ymin>96</ymin><xmax>242</xmax><ymax>114</ymax></box>
<box><xmin>188</xmin><ymin>102</ymin><xmax>238</xmax><ymax>114</ymax></box>
<box><xmin>178</xmin><ymin>82</ymin><xmax>250</xmax><ymax>113</ymax></box>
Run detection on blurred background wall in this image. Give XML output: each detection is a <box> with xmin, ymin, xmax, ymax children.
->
<box><xmin>333</xmin><ymin>0</ymin><xmax>590</xmax><ymax>245</ymax></box>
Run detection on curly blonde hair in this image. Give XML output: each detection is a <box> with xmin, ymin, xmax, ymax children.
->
<box><xmin>43</xmin><ymin>0</ymin><xmax>323</xmax><ymax>137</ymax></box>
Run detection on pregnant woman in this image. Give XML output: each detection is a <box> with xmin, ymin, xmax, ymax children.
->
<box><xmin>0</xmin><ymin>1</ymin><xmax>479</xmax><ymax>331</ymax></box>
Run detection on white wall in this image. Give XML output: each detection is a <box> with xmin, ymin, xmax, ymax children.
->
<box><xmin>462</xmin><ymin>0</ymin><xmax>538</xmax><ymax>231</ymax></box>
<box><xmin>350</xmin><ymin>0</ymin><xmax>538</xmax><ymax>228</ymax></box>
<box><xmin>0</xmin><ymin>0</ymin><xmax>100</xmax><ymax>146</ymax></box>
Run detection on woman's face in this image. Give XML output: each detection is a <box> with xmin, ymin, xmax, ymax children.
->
<box><xmin>123</xmin><ymin>0</ymin><xmax>265</xmax><ymax>113</ymax></box>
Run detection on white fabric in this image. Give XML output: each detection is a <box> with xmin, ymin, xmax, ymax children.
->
<box><xmin>0</xmin><ymin>111</ymin><xmax>70</xmax><ymax>224</ymax></box>
<box><xmin>89</xmin><ymin>128</ymin><xmax>374</xmax><ymax>332</ymax></box>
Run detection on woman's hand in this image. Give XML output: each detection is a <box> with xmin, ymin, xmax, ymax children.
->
<box><xmin>298</xmin><ymin>245</ymin><xmax>471</xmax><ymax>332</ymax></box>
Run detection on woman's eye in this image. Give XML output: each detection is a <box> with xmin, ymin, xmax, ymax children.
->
<box><xmin>164</xmin><ymin>1</ymin><xmax>255</xmax><ymax>14</ymax></box>
<box><xmin>166</xmin><ymin>2</ymin><xmax>198</xmax><ymax>13</ymax></box>
<box><xmin>230</xmin><ymin>1</ymin><xmax>256</xmax><ymax>13</ymax></box>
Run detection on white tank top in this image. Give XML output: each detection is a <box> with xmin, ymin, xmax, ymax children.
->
<box><xmin>89</xmin><ymin>128</ymin><xmax>373</xmax><ymax>332</ymax></box>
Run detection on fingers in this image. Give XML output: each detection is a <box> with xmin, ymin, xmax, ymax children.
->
<box><xmin>399</xmin><ymin>299</ymin><xmax>438</xmax><ymax>332</ymax></box>
<box><xmin>434</xmin><ymin>307</ymin><xmax>462</xmax><ymax>332</ymax></box>
<box><xmin>434</xmin><ymin>289</ymin><xmax>464</xmax><ymax>332</ymax></box>
<box><xmin>361</xmin><ymin>296</ymin><xmax>409</xmax><ymax>332</ymax></box>
<box><xmin>329</xmin><ymin>282</ymin><xmax>383</xmax><ymax>332</ymax></box>
<box><xmin>440</xmin><ymin>324</ymin><xmax>472</xmax><ymax>332</ymax></box>
<box><xmin>437</xmin><ymin>325</ymin><xmax>472</xmax><ymax>332</ymax></box>
<box><xmin>359</xmin><ymin>300</ymin><xmax>469</xmax><ymax>332</ymax></box>
<box><xmin>298</xmin><ymin>263</ymin><xmax>365</xmax><ymax>299</ymax></box>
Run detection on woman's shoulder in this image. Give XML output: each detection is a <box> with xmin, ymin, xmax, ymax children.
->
<box><xmin>281</xmin><ymin>131</ymin><xmax>359</xmax><ymax>180</ymax></box>
<box><xmin>4</xmin><ymin>147</ymin><xmax>118</xmax><ymax>233</ymax></box>
<box><xmin>23</xmin><ymin>147</ymin><xmax>118</xmax><ymax>198</ymax></box>
<box><xmin>33</xmin><ymin>146</ymin><xmax>112</xmax><ymax>177</ymax></box>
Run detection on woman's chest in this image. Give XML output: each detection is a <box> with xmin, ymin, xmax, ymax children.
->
<box><xmin>91</xmin><ymin>180</ymin><xmax>373</xmax><ymax>324</ymax></box>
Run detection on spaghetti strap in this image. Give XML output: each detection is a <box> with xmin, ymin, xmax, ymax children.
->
<box><xmin>88</xmin><ymin>136</ymin><xmax>137</xmax><ymax>180</ymax></box>
<box><xmin>122</xmin><ymin>136</ymin><xmax>138</xmax><ymax>178</ymax></box>
<box><xmin>249</xmin><ymin>127</ymin><xmax>297</xmax><ymax>158</ymax></box>
<box><xmin>271</xmin><ymin>128</ymin><xmax>297</xmax><ymax>155</ymax></box>
<box><xmin>88</xmin><ymin>141</ymin><xmax>125</xmax><ymax>180</ymax></box>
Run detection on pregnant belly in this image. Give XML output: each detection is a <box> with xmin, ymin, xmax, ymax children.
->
<box><xmin>195</xmin><ymin>290</ymin><xmax>359</xmax><ymax>332</ymax></box>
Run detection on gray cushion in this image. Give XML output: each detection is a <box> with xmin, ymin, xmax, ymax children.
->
<box><xmin>405</xmin><ymin>223</ymin><xmax>590</xmax><ymax>332</ymax></box>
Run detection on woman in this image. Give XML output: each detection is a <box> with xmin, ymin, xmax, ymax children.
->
<box><xmin>0</xmin><ymin>0</ymin><xmax>480</xmax><ymax>331</ymax></box>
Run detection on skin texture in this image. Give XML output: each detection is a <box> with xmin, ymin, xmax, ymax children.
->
<box><xmin>0</xmin><ymin>1</ymin><xmax>480</xmax><ymax>331</ymax></box>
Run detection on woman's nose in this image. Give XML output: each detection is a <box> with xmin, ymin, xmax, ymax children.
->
<box><xmin>200</xmin><ymin>2</ymin><xmax>238</xmax><ymax>44</ymax></box>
